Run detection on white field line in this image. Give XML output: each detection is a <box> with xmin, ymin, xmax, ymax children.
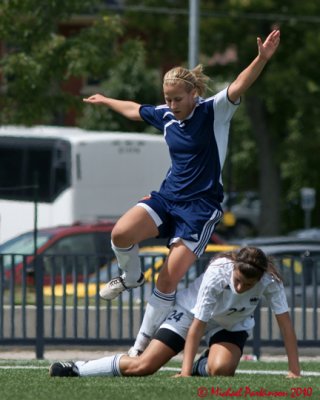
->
<box><xmin>0</xmin><ymin>366</ymin><xmax>46</xmax><ymax>369</ymax></box>
<box><xmin>161</xmin><ymin>367</ymin><xmax>320</xmax><ymax>377</ymax></box>
<box><xmin>0</xmin><ymin>365</ymin><xmax>319</xmax><ymax>377</ymax></box>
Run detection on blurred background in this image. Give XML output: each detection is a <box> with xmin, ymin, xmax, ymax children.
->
<box><xmin>1</xmin><ymin>1</ymin><xmax>320</xmax><ymax>358</ymax></box>
<box><xmin>0</xmin><ymin>0</ymin><xmax>319</xmax><ymax>242</ymax></box>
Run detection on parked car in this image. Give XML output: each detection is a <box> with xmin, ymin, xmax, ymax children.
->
<box><xmin>289</xmin><ymin>228</ymin><xmax>320</xmax><ymax>241</ymax></box>
<box><xmin>0</xmin><ymin>222</ymin><xmax>225</xmax><ymax>286</ymax></box>
<box><xmin>219</xmin><ymin>191</ymin><xmax>260</xmax><ymax>238</ymax></box>
<box><xmin>231</xmin><ymin>235</ymin><xmax>320</xmax><ymax>247</ymax></box>
<box><xmin>43</xmin><ymin>243</ymin><xmax>239</xmax><ymax>298</ymax></box>
<box><xmin>42</xmin><ymin>241</ymin><xmax>320</xmax><ymax>310</ymax></box>
<box><xmin>140</xmin><ymin>244</ymin><xmax>239</xmax><ymax>284</ymax></box>
<box><xmin>257</xmin><ymin>243</ymin><xmax>320</xmax><ymax>307</ymax></box>
<box><xmin>41</xmin><ymin>241</ymin><xmax>320</xmax><ymax>307</ymax></box>
<box><xmin>0</xmin><ymin>221</ymin><xmax>116</xmax><ymax>285</ymax></box>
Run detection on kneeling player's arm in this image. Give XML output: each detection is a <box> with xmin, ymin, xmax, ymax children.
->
<box><xmin>275</xmin><ymin>312</ymin><xmax>300</xmax><ymax>377</ymax></box>
<box><xmin>180</xmin><ymin>318</ymin><xmax>206</xmax><ymax>377</ymax></box>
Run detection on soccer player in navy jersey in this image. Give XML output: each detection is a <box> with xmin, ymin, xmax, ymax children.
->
<box><xmin>83</xmin><ymin>30</ymin><xmax>281</xmax><ymax>356</ymax></box>
<box><xmin>49</xmin><ymin>247</ymin><xmax>300</xmax><ymax>378</ymax></box>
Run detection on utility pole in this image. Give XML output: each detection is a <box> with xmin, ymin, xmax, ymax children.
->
<box><xmin>188</xmin><ymin>0</ymin><xmax>199</xmax><ymax>69</ymax></box>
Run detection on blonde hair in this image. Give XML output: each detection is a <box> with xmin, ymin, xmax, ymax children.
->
<box><xmin>163</xmin><ymin>64</ymin><xmax>209</xmax><ymax>97</ymax></box>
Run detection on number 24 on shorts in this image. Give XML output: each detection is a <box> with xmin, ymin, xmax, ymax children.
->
<box><xmin>167</xmin><ymin>309</ymin><xmax>184</xmax><ymax>322</ymax></box>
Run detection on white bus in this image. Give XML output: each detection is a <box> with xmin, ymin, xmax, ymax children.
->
<box><xmin>0</xmin><ymin>126</ymin><xmax>170</xmax><ymax>243</ymax></box>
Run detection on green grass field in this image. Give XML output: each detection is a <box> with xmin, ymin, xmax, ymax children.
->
<box><xmin>0</xmin><ymin>359</ymin><xmax>319</xmax><ymax>400</ymax></box>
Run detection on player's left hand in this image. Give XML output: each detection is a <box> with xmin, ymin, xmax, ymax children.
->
<box><xmin>172</xmin><ymin>373</ymin><xmax>191</xmax><ymax>378</ymax></box>
<box><xmin>286</xmin><ymin>371</ymin><xmax>301</xmax><ymax>378</ymax></box>
<box><xmin>258</xmin><ymin>29</ymin><xmax>280</xmax><ymax>60</ymax></box>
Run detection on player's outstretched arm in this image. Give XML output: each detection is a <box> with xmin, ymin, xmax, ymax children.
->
<box><xmin>228</xmin><ymin>29</ymin><xmax>280</xmax><ymax>103</ymax></box>
<box><xmin>275</xmin><ymin>312</ymin><xmax>301</xmax><ymax>378</ymax></box>
<box><xmin>83</xmin><ymin>94</ymin><xmax>143</xmax><ymax>121</ymax></box>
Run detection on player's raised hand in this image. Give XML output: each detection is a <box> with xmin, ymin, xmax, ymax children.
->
<box><xmin>257</xmin><ymin>29</ymin><xmax>280</xmax><ymax>60</ymax></box>
<box><xmin>83</xmin><ymin>94</ymin><xmax>107</xmax><ymax>104</ymax></box>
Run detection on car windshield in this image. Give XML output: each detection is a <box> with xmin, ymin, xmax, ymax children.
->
<box><xmin>0</xmin><ymin>232</ymin><xmax>52</xmax><ymax>254</ymax></box>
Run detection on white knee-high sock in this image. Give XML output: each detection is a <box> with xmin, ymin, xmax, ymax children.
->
<box><xmin>111</xmin><ymin>241</ymin><xmax>142</xmax><ymax>286</ymax></box>
<box><xmin>75</xmin><ymin>354</ymin><xmax>124</xmax><ymax>377</ymax></box>
<box><xmin>132</xmin><ymin>288</ymin><xmax>176</xmax><ymax>352</ymax></box>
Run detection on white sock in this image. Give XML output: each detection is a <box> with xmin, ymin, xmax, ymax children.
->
<box><xmin>111</xmin><ymin>241</ymin><xmax>142</xmax><ymax>286</ymax></box>
<box><xmin>132</xmin><ymin>288</ymin><xmax>176</xmax><ymax>352</ymax></box>
<box><xmin>75</xmin><ymin>354</ymin><xmax>124</xmax><ymax>377</ymax></box>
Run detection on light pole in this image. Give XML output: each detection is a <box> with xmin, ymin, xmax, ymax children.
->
<box><xmin>300</xmin><ymin>187</ymin><xmax>316</xmax><ymax>229</ymax></box>
<box><xmin>188</xmin><ymin>0</ymin><xmax>199</xmax><ymax>69</ymax></box>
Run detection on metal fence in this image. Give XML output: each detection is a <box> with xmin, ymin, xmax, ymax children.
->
<box><xmin>0</xmin><ymin>252</ymin><xmax>319</xmax><ymax>359</ymax></box>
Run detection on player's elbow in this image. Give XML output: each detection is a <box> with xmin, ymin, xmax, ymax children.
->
<box><xmin>122</xmin><ymin>104</ymin><xmax>142</xmax><ymax>121</ymax></box>
<box><xmin>129</xmin><ymin>114</ymin><xmax>143</xmax><ymax>121</ymax></box>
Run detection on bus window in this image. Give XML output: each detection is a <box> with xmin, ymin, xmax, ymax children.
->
<box><xmin>0</xmin><ymin>138</ymin><xmax>71</xmax><ymax>202</ymax></box>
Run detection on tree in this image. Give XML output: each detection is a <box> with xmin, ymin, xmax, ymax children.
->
<box><xmin>79</xmin><ymin>40</ymin><xmax>161</xmax><ymax>133</ymax></box>
<box><xmin>108</xmin><ymin>0</ymin><xmax>320</xmax><ymax>234</ymax></box>
<box><xmin>198</xmin><ymin>0</ymin><xmax>320</xmax><ymax>234</ymax></box>
<box><xmin>0</xmin><ymin>0</ymin><xmax>159</xmax><ymax>128</ymax></box>
<box><xmin>3</xmin><ymin>0</ymin><xmax>320</xmax><ymax>234</ymax></box>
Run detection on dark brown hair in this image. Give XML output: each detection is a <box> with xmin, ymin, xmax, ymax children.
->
<box><xmin>214</xmin><ymin>246</ymin><xmax>282</xmax><ymax>282</ymax></box>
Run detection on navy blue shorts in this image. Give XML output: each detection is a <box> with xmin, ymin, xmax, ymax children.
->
<box><xmin>137</xmin><ymin>191</ymin><xmax>222</xmax><ymax>257</ymax></box>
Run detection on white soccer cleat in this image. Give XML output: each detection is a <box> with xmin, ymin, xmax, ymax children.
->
<box><xmin>99</xmin><ymin>273</ymin><xmax>145</xmax><ymax>300</ymax></box>
<box><xmin>127</xmin><ymin>347</ymin><xmax>143</xmax><ymax>357</ymax></box>
<box><xmin>128</xmin><ymin>333</ymin><xmax>151</xmax><ymax>357</ymax></box>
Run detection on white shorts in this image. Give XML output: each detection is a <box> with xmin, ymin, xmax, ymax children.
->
<box><xmin>157</xmin><ymin>305</ymin><xmax>249</xmax><ymax>353</ymax></box>
<box><xmin>159</xmin><ymin>306</ymin><xmax>193</xmax><ymax>340</ymax></box>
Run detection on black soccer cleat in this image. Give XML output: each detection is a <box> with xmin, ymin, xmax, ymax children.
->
<box><xmin>49</xmin><ymin>361</ymin><xmax>79</xmax><ymax>377</ymax></box>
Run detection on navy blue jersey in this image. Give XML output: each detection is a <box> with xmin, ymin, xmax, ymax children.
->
<box><xmin>139</xmin><ymin>88</ymin><xmax>239</xmax><ymax>203</ymax></box>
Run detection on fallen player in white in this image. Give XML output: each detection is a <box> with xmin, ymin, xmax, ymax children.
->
<box><xmin>49</xmin><ymin>247</ymin><xmax>300</xmax><ymax>378</ymax></box>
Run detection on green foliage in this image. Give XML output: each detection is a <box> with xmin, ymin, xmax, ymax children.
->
<box><xmin>197</xmin><ymin>0</ymin><xmax>320</xmax><ymax>230</ymax></box>
<box><xmin>79</xmin><ymin>40</ymin><xmax>161</xmax><ymax>133</ymax></box>
<box><xmin>226</xmin><ymin>108</ymin><xmax>259</xmax><ymax>192</ymax></box>
<box><xmin>1</xmin><ymin>0</ymin><xmax>320</xmax><ymax>230</ymax></box>
<box><xmin>124</xmin><ymin>0</ymin><xmax>189</xmax><ymax>67</ymax></box>
<box><xmin>0</xmin><ymin>2</ymin><xmax>139</xmax><ymax>126</ymax></box>
<box><xmin>0</xmin><ymin>0</ymin><xmax>101</xmax><ymax>46</ymax></box>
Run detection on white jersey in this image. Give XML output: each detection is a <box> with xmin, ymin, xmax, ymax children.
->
<box><xmin>175</xmin><ymin>257</ymin><xmax>288</xmax><ymax>338</ymax></box>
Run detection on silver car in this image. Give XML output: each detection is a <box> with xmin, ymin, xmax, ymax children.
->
<box><xmin>257</xmin><ymin>243</ymin><xmax>320</xmax><ymax>308</ymax></box>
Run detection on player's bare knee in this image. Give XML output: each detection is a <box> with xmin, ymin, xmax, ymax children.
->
<box><xmin>111</xmin><ymin>226</ymin><xmax>131</xmax><ymax>247</ymax></box>
<box><xmin>207</xmin><ymin>363</ymin><xmax>235</xmax><ymax>377</ymax></box>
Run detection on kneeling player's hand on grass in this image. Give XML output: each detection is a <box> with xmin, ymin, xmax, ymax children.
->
<box><xmin>286</xmin><ymin>371</ymin><xmax>301</xmax><ymax>378</ymax></box>
<box><xmin>173</xmin><ymin>373</ymin><xmax>191</xmax><ymax>378</ymax></box>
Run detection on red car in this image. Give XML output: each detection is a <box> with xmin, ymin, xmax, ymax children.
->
<box><xmin>0</xmin><ymin>221</ymin><xmax>225</xmax><ymax>285</ymax></box>
<box><xmin>0</xmin><ymin>221</ymin><xmax>115</xmax><ymax>285</ymax></box>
